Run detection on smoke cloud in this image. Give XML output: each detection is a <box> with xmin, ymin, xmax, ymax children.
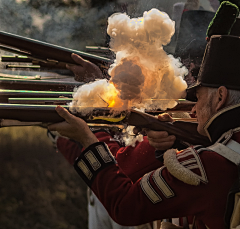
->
<box><xmin>70</xmin><ymin>8</ymin><xmax>188</xmax><ymax>113</ymax></box>
<box><xmin>70</xmin><ymin>79</ymin><xmax>123</xmax><ymax>111</ymax></box>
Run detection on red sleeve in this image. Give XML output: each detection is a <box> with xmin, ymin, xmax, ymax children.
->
<box><xmin>56</xmin><ymin>137</ymin><xmax>81</xmax><ymax>165</ymax></box>
<box><xmin>95</xmin><ymin>132</ymin><xmax>162</xmax><ymax>181</ymax></box>
<box><xmin>109</xmin><ymin>136</ymin><xmax>162</xmax><ymax>182</ymax></box>
<box><xmin>57</xmin><ymin>132</ymin><xmax>162</xmax><ymax>182</ymax></box>
<box><xmin>74</xmin><ymin>143</ymin><xmax>237</xmax><ymax>228</ymax></box>
<box><xmin>56</xmin><ymin>131</ymin><xmax>122</xmax><ymax>165</ymax></box>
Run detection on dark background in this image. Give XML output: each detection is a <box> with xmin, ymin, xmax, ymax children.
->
<box><xmin>0</xmin><ymin>126</ymin><xmax>88</xmax><ymax>229</ymax></box>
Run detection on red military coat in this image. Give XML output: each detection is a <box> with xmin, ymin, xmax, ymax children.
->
<box><xmin>57</xmin><ymin>131</ymin><xmax>194</xmax><ymax>227</ymax></box>
<box><xmin>57</xmin><ymin>131</ymin><xmax>162</xmax><ymax>183</ymax></box>
<box><xmin>72</xmin><ymin>105</ymin><xmax>240</xmax><ymax>229</ymax></box>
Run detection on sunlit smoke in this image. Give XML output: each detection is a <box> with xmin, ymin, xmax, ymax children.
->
<box><xmin>71</xmin><ymin>8</ymin><xmax>188</xmax><ymax>113</ymax></box>
<box><xmin>122</xmin><ymin>126</ymin><xmax>144</xmax><ymax>147</ymax></box>
<box><xmin>110</xmin><ymin>57</ymin><xmax>145</xmax><ymax>101</ymax></box>
<box><xmin>70</xmin><ymin>79</ymin><xmax>124</xmax><ymax>114</ymax></box>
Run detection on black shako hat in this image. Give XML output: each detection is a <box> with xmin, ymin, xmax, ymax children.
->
<box><xmin>186</xmin><ymin>35</ymin><xmax>240</xmax><ymax>101</ymax></box>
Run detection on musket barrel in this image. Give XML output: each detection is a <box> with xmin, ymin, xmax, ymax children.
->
<box><xmin>0</xmin><ymin>104</ymin><xmax>209</xmax><ymax>146</ymax></box>
<box><xmin>0</xmin><ymin>30</ymin><xmax>113</xmax><ymax>70</ymax></box>
<box><xmin>0</xmin><ymin>104</ymin><xmax>115</xmax><ymax>123</ymax></box>
<box><xmin>0</xmin><ymin>89</ymin><xmax>73</xmax><ymax>103</ymax></box>
<box><xmin>0</xmin><ymin>104</ymin><xmax>65</xmax><ymax>122</ymax></box>
<box><xmin>8</xmin><ymin>98</ymin><xmax>73</xmax><ymax>105</ymax></box>
<box><xmin>0</xmin><ymin>78</ymin><xmax>83</xmax><ymax>91</ymax></box>
<box><xmin>126</xmin><ymin>110</ymin><xmax>209</xmax><ymax>146</ymax></box>
<box><xmin>1</xmin><ymin>55</ymin><xmax>33</xmax><ymax>63</ymax></box>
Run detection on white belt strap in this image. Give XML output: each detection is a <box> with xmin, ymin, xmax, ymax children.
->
<box><xmin>226</xmin><ymin>140</ymin><xmax>240</xmax><ymax>155</ymax></box>
<box><xmin>208</xmin><ymin>140</ymin><xmax>240</xmax><ymax>165</ymax></box>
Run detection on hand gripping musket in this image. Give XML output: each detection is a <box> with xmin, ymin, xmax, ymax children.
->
<box><xmin>0</xmin><ymin>104</ymin><xmax>211</xmax><ymax>146</ymax></box>
<box><xmin>0</xmin><ymin>31</ymin><xmax>113</xmax><ymax>71</ymax></box>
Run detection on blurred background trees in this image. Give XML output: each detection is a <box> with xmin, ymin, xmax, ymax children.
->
<box><xmin>0</xmin><ymin>126</ymin><xmax>88</xmax><ymax>229</ymax></box>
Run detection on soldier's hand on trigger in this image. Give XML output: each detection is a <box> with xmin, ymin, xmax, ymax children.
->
<box><xmin>145</xmin><ymin>113</ymin><xmax>176</xmax><ymax>151</ymax></box>
<box><xmin>66</xmin><ymin>53</ymin><xmax>104</xmax><ymax>82</ymax></box>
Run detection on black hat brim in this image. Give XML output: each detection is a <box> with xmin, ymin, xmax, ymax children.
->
<box><xmin>186</xmin><ymin>82</ymin><xmax>201</xmax><ymax>102</ymax></box>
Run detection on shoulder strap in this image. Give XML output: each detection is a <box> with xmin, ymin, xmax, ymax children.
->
<box><xmin>208</xmin><ymin>140</ymin><xmax>240</xmax><ymax>165</ymax></box>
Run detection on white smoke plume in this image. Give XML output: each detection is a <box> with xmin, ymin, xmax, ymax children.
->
<box><xmin>70</xmin><ymin>79</ymin><xmax>124</xmax><ymax>114</ymax></box>
<box><xmin>70</xmin><ymin>8</ymin><xmax>188</xmax><ymax>113</ymax></box>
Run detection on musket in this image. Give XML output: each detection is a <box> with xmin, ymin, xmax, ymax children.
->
<box><xmin>1</xmin><ymin>55</ymin><xmax>33</xmax><ymax>63</ymax></box>
<box><xmin>0</xmin><ymin>77</ymin><xmax>83</xmax><ymax>91</ymax></box>
<box><xmin>0</xmin><ymin>89</ymin><xmax>73</xmax><ymax>103</ymax></box>
<box><xmin>85</xmin><ymin>46</ymin><xmax>113</xmax><ymax>58</ymax></box>
<box><xmin>4</xmin><ymin>97</ymin><xmax>196</xmax><ymax>111</ymax></box>
<box><xmin>1</xmin><ymin>55</ymin><xmax>73</xmax><ymax>69</ymax></box>
<box><xmin>0</xmin><ymin>31</ymin><xmax>113</xmax><ymax>71</ymax></box>
<box><xmin>0</xmin><ymin>104</ymin><xmax>210</xmax><ymax>146</ymax></box>
<box><xmin>8</xmin><ymin>97</ymin><xmax>73</xmax><ymax>105</ymax></box>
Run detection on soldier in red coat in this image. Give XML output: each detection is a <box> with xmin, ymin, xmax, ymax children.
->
<box><xmin>55</xmin><ymin>132</ymin><xmax>163</xmax><ymax>229</ymax></box>
<box><xmin>54</xmin><ymin>119</ymin><xmax>179</xmax><ymax>228</ymax></box>
<box><xmin>48</xmin><ymin>35</ymin><xmax>240</xmax><ymax>229</ymax></box>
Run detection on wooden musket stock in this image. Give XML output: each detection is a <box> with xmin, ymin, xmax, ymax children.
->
<box><xmin>0</xmin><ymin>104</ymin><xmax>210</xmax><ymax>146</ymax></box>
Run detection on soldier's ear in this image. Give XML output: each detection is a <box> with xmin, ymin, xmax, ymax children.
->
<box><xmin>216</xmin><ymin>86</ymin><xmax>228</xmax><ymax>111</ymax></box>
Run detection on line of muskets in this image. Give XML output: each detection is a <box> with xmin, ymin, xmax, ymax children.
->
<box><xmin>0</xmin><ymin>87</ymin><xmax>209</xmax><ymax>146</ymax></box>
<box><xmin>0</xmin><ymin>102</ymin><xmax>210</xmax><ymax>146</ymax></box>
<box><xmin>0</xmin><ymin>30</ymin><xmax>113</xmax><ymax>71</ymax></box>
<box><xmin>0</xmin><ymin>30</ymin><xmax>210</xmax><ymax>147</ymax></box>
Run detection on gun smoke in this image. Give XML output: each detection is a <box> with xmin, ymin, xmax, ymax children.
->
<box><xmin>70</xmin><ymin>8</ymin><xmax>188</xmax><ymax>113</ymax></box>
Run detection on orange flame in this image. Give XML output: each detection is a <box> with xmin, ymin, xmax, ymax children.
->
<box><xmin>99</xmin><ymin>82</ymin><xmax>124</xmax><ymax>108</ymax></box>
<box><xmin>108</xmin><ymin>99</ymin><xmax>116</xmax><ymax>107</ymax></box>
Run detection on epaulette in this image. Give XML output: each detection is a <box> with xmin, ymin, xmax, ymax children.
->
<box><xmin>164</xmin><ymin>146</ymin><xmax>209</xmax><ymax>186</ymax></box>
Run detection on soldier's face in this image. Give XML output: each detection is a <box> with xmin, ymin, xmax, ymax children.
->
<box><xmin>192</xmin><ymin>87</ymin><xmax>216</xmax><ymax>136</ymax></box>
